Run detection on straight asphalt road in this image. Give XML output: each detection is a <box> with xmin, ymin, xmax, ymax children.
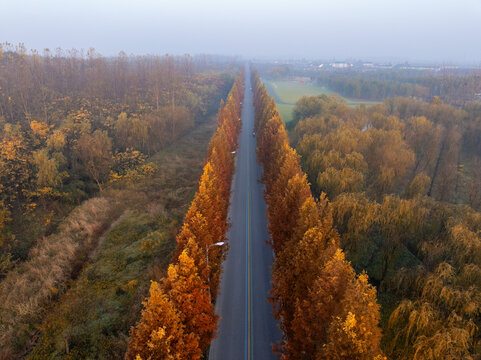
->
<box><xmin>209</xmin><ymin>68</ymin><xmax>281</xmax><ymax>360</ymax></box>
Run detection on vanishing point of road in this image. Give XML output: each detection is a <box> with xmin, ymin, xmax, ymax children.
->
<box><xmin>209</xmin><ymin>68</ymin><xmax>281</xmax><ymax>360</ymax></box>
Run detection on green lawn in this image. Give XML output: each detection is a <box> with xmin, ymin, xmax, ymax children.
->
<box><xmin>276</xmin><ymin>103</ymin><xmax>296</xmax><ymax>124</ymax></box>
<box><xmin>267</xmin><ymin>80</ymin><xmax>335</xmax><ymax>104</ymax></box>
<box><xmin>263</xmin><ymin>79</ymin><xmax>380</xmax><ymax>124</ymax></box>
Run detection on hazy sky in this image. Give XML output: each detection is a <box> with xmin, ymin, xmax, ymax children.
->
<box><xmin>1</xmin><ymin>0</ymin><xmax>481</xmax><ymax>64</ymax></box>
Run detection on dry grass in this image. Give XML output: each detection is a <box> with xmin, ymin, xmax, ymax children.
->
<box><xmin>0</xmin><ymin>197</ymin><xmax>116</xmax><ymax>355</ymax></box>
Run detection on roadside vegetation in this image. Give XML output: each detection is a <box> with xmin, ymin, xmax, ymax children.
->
<box><xmin>125</xmin><ymin>70</ymin><xmax>244</xmax><ymax>360</ymax></box>
<box><xmin>0</xmin><ymin>44</ymin><xmax>237</xmax><ymax>358</ymax></box>
<box><xmin>252</xmin><ymin>68</ymin><xmax>385</xmax><ymax>360</ymax></box>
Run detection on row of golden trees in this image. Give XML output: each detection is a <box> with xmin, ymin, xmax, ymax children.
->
<box><xmin>251</xmin><ymin>69</ymin><xmax>385</xmax><ymax>360</ymax></box>
<box><xmin>125</xmin><ymin>69</ymin><xmax>244</xmax><ymax>360</ymax></box>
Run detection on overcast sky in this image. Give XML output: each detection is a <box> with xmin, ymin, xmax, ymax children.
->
<box><xmin>1</xmin><ymin>0</ymin><xmax>481</xmax><ymax>64</ymax></box>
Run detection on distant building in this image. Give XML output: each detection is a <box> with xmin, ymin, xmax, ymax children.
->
<box><xmin>441</xmin><ymin>65</ymin><xmax>459</xmax><ymax>70</ymax></box>
<box><xmin>291</xmin><ymin>76</ymin><xmax>311</xmax><ymax>82</ymax></box>
<box><xmin>399</xmin><ymin>65</ymin><xmax>437</xmax><ymax>71</ymax></box>
<box><xmin>330</xmin><ymin>62</ymin><xmax>353</xmax><ymax>69</ymax></box>
<box><xmin>377</xmin><ymin>64</ymin><xmax>394</xmax><ymax>69</ymax></box>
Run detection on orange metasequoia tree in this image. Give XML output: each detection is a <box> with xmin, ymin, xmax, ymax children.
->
<box><xmin>126</xmin><ymin>68</ymin><xmax>244</xmax><ymax>359</ymax></box>
<box><xmin>251</xmin><ymin>68</ymin><xmax>385</xmax><ymax>360</ymax></box>
<box><xmin>125</xmin><ymin>281</ymin><xmax>200</xmax><ymax>360</ymax></box>
<box><xmin>164</xmin><ymin>242</ymin><xmax>218</xmax><ymax>350</ymax></box>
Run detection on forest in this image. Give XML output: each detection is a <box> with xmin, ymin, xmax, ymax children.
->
<box><xmin>317</xmin><ymin>71</ymin><xmax>481</xmax><ymax>105</ymax></box>
<box><xmin>290</xmin><ymin>90</ymin><xmax>481</xmax><ymax>358</ymax></box>
<box><xmin>0</xmin><ymin>44</ymin><xmax>240</xmax><ymax>358</ymax></box>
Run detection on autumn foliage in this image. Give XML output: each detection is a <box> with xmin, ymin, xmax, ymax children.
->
<box><xmin>0</xmin><ymin>46</ymin><xmax>235</xmax><ymax>288</ymax></box>
<box><xmin>0</xmin><ymin>47</ymin><xmax>237</xmax><ymax>357</ymax></box>
<box><xmin>251</xmin><ymin>69</ymin><xmax>385</xmax><ymax>359</ymax></box>
<box><xmin>126</xmin><ymin>69</ymin><xmax>244</xmax><ymax>359</ymax></box>
<box><xmin>288</xmin><ymin>85</ymin><xmax>481</xmax><ymax>358</ymax></box>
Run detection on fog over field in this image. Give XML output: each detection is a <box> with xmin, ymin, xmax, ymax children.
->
<box><xmin>1</xmin><ymin>0</ymin><xmax>481</xmax><ymax>64</ymax></box>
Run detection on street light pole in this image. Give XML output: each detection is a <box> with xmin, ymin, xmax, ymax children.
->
<box><xmin>206</xmin><ymin>241</ymin><xmax>226</xmax><ymax>268</ymax></box>
<box><xmin>206</xmin><ymin>241</ymin><xmax>226</xmax><ymax>301</ymax></box>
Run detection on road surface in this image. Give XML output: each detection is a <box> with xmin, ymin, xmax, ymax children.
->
<box><xmin>209</xmin><ymin>68</ymin><xmax>281</xmax><ymax>360</ymax></box>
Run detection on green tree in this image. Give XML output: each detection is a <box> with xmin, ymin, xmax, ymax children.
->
<box><xmin>32</xmin><ymin>149</ymin><xmax>62</xmax><ymax>188</ymax></box>
<box><xmin>74</xmin><ymin>130</ymin><xmax>113</xmax><ymax>191</ymax></box>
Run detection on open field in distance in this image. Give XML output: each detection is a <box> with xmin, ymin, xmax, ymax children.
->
<box><xmin>263</xmin><ymin>79</ymin><xmax>380</xmax><ymax>123</ymax></box>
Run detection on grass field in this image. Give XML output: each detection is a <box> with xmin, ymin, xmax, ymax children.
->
<box><xmin>263</xmin><ymin>79</ymin><xmax>380</xmax><ymax>124</ymax></box>
<box><xmin>275</xmin><ymin>103</ymin><xmax>296</xmax><ymax>123</ymax></box>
